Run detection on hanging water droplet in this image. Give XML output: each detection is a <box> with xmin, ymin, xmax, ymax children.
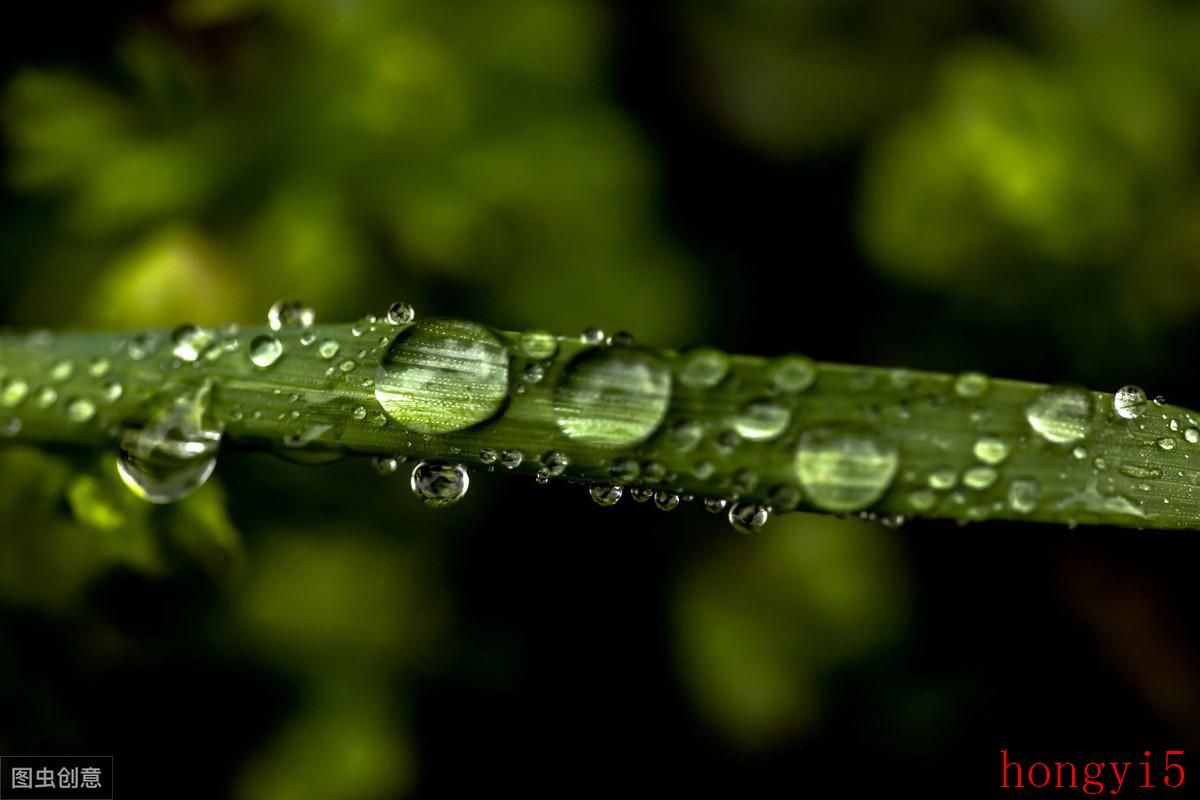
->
<box><xmin>116</xmin><ymin>382</ymin><xmax>222</xmax><ymax>504</ymax></box>
<box><xmin>654</xmin><ymin>491</ymin><xmax>680</xmax><ymax>511</ymax></box>
<box><xmin>1025</xmin><ymin>386</ymin><xmax>1093</xmax><ymax>444</ymax></box>
<box><xmin>49</xmin><ymin>359</ymin><xmax>73</xmax><ymax>383</ymax></box>
<box><xmin>630</xmin><ymin>487</ymin><xmax>653</xmax><ymax>503</ymax></box>
<box><xmin>728</xmin><ymin>501</ymin><xmax>769</xmax><ymax>534</ymax></box>
<box><xmin>318</xmin><ymin>339</ymin><xmax>340</xmax><ymax>360</ymax></box>
<box><xmin>171</xmin><ymin>324</ymin><xmax>215</xmax><ymax>363</ymax></box>
<box><xmin>541</xmin><ymin>450</ymin><xmax>569</xmax><ymax>477</ymax></box>
<box><xmin>375</xmin><ymin>319</ymin><xmax>509</xmax><ymax>434</ymax></box>
<box><xmin>704</xmin><ymin>497</ymin><xmax>729</xmax><ymax>514</ymax></box>
<box><xmin>409</xmin><ymin>461</ymin><xmax>469</xmax><ymax>507</ymax></box>
<box><xmin>268</xmin><ymin>299</ymin><xmax>315</xmax><ymax>330</ymax></box>
<box><xmin>732</xmin><ymin>399</ymin><xmax>791</xmax><ymax>441</ymax></box>
<box><xmin>590</xmin><ymin>484</ymin><xmax>624</xmax><ymax>507</ymax></box>
<box><xmin>973</xmin><ymin>436</ymin><xmax>1010</xmax><ymax>465</ymax></box>
<box><xmin>580</xmin><ymin>327</ymin><xmax>606</xmax><ymax>346</ymax></box>
<box><xmin>249</xmin><ymin>335</ymin><xmax>284</xmax><ymax>368</ymax></box>
<box><xmin>769</xmin><ymin>355</ymin><xmax>816</xmax><ymax>393</ymax></box>
<box><xmin>953</xmin><ymin>371</ymin><xmax>989</xmax><ymax>398</ymax></box>
<box><xmin>677</xmin><ymin>348</ymin><xmax>730</xmax><ymax>389</ymax></box>
<box><xmin>1113</xmin><ymin>385</ymin><xmax>1147</xmax><ymax>420</ymax></box>
<box><xmin>1</xmin><ymin>377</ymin><xmax>29</xmax><ymax>408</ymax></box>
<box><xmin>66</xmin><ymin>397</ymin><xmax>96</xmax><ymax>424</ymax></box>
<box><xmin>499</xmin><ymin>449</ymin><xmax>523</xmax><ymax>469</ymax></box>
<box><xmin>793</xmin><ymin>428</ymin><xmax>899</xmax><ymax>512</ymax></box>
<box><xmin>386</xmin><ymin>301</ymin><xmax>416</xmax><ymax>325</ymax></box>
<box><xmin>1008</xmin><ymin>478</ymin><xmax>1040</xmax><ymax>514</ymax></box>
<box><xmin>372</xmin><ymin>455</ymin><xmax>400</xmax><ymax>475</ymax></box>
<box><xmin>962</xmin><ymin>466</ymin><xmax>997</xmax><ymax>490</ymax></box>
<box><xmin>554</xmin><ymin>347</ymin><xmax>671</xmax><ymax>447</ymax></box>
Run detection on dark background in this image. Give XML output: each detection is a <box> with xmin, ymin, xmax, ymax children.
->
<box><xmin>3</xmin><ymin>1</ymin><xmax>1200</xmax><ymax>797</ymax></box>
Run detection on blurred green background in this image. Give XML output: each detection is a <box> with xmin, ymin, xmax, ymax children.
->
<box><xmin>4</xmin><ymin>0</ymin><xmax>1200</xmax><ymax>796</ymax></box>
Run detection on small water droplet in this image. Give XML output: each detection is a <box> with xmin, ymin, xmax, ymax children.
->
<box><xmin>523</xmin><ymin>363</ymin><xmax>546</xmax><ymax>384</ymax></box>
<box><xmin>171</xmin><ymin>325</ymin><xmax>215</xmax><ymax>363</ymax></box>
<box><xmin>630</xmin><ymin>487</ymin><xmax>653</xmax><ymax>503</ymax></box>
<box><xmin>1</xmin><ymin>418</ymin><xmax>20</xmax><ymax>437</ymax></box>
<box><xmin>654</xmin><ymin>491</ymin><xmax>680</xmax><ymax>511</ymax></box>
<box><xmin>590</xmin><ymin>484</ymin><xmax>624</xmax><ymax>506</ymax></box>
<box><xmin>1113</xmin><ymin>385</ymin><xmax>1147</xmax><ymax>420</ymax></box>
<box><xmin>677</xmin><ymin>348</ymin><xmax>730</xmax><ymax>389</ymax></box>
<box><xmin>693</xmin><ymin>460</ymin><xmax>715</xmax><ymax>479</ymax></box>
<box><xmin>126</xmin><ymin>332</ymin><xmax>158</xmax><ymax>361</ymax></box>
<box><xmin>973</xmin><ymin>436</ymin><xmax>1010</xmax><ymax>465</ymax></box>
<box><xmin>339</xmin><ymin>359</ymin><xmax>357</xmax><ymax>373</ymax></box>
<box><xmin>908</xmin><ymin>489</ymin><xmax>936</xmax><ymax>512</ymax></box>
<box><xmin>1158</xmin><ymin>437</ymin><xmax>1176</xmax><ymax>451</ymax></box>
<box><xmin>34</xmin><ymin>387</ymin><xmax>57</xmax><ymax>408</ymax></box>
<box><xmin>1</xmin><ymin>377</ymin><xmax>29</xmax><ymax>408</ymax></box>
<box><xmin>268</xmin><ymin>299</ymin><xmax>315</xmax><ymax>330</ymax></box>
<box><xmin>410</xmin><ymin>461</ymin><xmax>469</xmax><ymax>507</ymax></box>
<box><xmin>88</xmin><ymin>357</ymin><xmax>111</xmax><ymax>378</ymax></box>
<box><xmin>49</xmin><ymin>359</ymin><xmax>74</xmax><ymax>383</ymax></box>
<box><xmin>1026</xmin><ymin>386</ymin><xmax>1093</xmax><ymax>444</ymax></box>
<box><xmin>479</xmin><ymin>448</ymin><xmax>498</xmax><ymax>464</ymax></box>
<box><xmin>704</xmin><ymin>497</ymin><xmax>729</xmax><ymax>514</ymax></box>
<box><xmin>372</xmin><ymin>456</ymin><xmax>400</xmax><ymax>475</ymax></box>
<box><xmin>352</xmin><ymin>406</ymin><xmax>367</xmax><ymax>420</ymax></box>
<box><xmin>98</xmin><ymin>381</ymin><xmax>123</xmax><ymax>403</ymax></box>
<box><xmin>769</xmin><ymin>355</ymin><xmax>816</xmax><ymax>393</ymax></box>
<box><xmin>794</xmin><ymin>428</ymin><xmax>899</xmax><ymax>512</ymax></box>
<box><xmin>728</xmin><ymin>501</ymin><xmax>768</xmax><ymax>534</ymax></box>
<box><xmin>667</xmin><ymin>419</ymin><xmax>703</xmax><ymax>452</ymax></box>
<box><xmin>375</xmin><ymin>319</ymin><xmax>509</xmax><ymax>434</ymax></box>
<box><xmin>610</xmin><ymin>458</ymin><xmax>639</xmax><ymax>481</ymax></box>
<box><xmin>541</xmin><ymin>450</ymin><xmax>569</xmax><ymax>477</ymax></box>
<box><xmin>1008</xmin><ymin>478</ymin><xmax>1040</xmax><ymax>514</ymax></box>
<box><xmin>66</xmin><ymin>397</ymin><xmax>96</xmax><ymax>424</ymax></box>
<box><xmin>318</xmin><ymin>339</ymin><xmax>340</xmax><ymax>360</ymax></box>
<box><xmin>500</xmin><ymin>449</ymin><xmax>523</xmax><ymax>469</ymax></box>
<box><xmin>733</xmin><ymin>399</ymin><xmax>791</xmax><ymax>441</ymax></box>
<box><xmin>642</xmin><ymin>461</ymin><xmax>666</xmax><ymax>483</ymax></box>
<box><xmin>554</xmin><ymin>347</ymin><xmax>671</xmax><ymax>447</ymax></box>
<box><xmin>1072</xmin><ymin>445</ymin><xmax>1088</xmax><ymax>460</ymax></box>
<box><xmin>962</xmin><ymin>466</ymin><xmax>997</xmax><ymax>490</ymax></box>
<box><xmin>928</xmin><ymin>466</ymin><xmax>958</xmax><ymax>491</ymax></box>
<box><xmin>608</xmin><ymin>331</ymin><xmax>635</xmax><ymax>347</ymax></box>
<box><xmin>249</xmin><ymin>335</ymin><xmax>284</xmax><ymax>368</ymax></box>
<box><xmin>518</xmin><ymin>330</ymin><xmax>558</xmax><ymax>360</ymax></box>
<box><xmin>954</xmin><ymin>371</ymin><xmax>989</xmax><ymax>398</ymax></box>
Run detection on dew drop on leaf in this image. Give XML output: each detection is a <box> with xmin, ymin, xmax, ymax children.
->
<box><xmin>554</xmin><ymin>346</ymin><xmax>671</xmax><ymax>447</ymax></box>
<box><xmin>793</xmin><ymin>428</ymin><xmax>899</xmax><ymax>512</ymax></box>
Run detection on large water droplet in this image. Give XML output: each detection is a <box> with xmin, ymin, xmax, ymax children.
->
<box><xmin>1113</xmin><ymin>385</ymin><xmax>1147</xmax><ymax>420</ymax></box>
<box><xmin>1025</xmin><ymin>387</ymin><xmax>1093</xmax><ymax>444</ymax></box>
<box><xmin>116</xmin><ymin>382</ymin><xmax>223</xmax><ymax>504</ymax></box>
<box><xmin>249</xmin><ymin>335</ymin><xmax>284</xmax><ymax>368</ymax></box>
<box><xmin>554</xmin><ymin>347</ymin><xmax>671</xmax><ymax>447</ymax></box>
<box><xmin>410</xmin><ymin>461</ymin><xmax>469</xmax><ymax>507</ymax></box>
<box><xmin>386</xmin><ymin>301</ymin><xmax>416</xmax><ymax>325</ymax></box>
<box><xmin>793</xmin><ymin>428</ymin><xmax>899</xmax><ymax>512</ymax></box>
<box><xmin>268</xmin><ymin>299</ymin><xmax>315</xmax><ymax>330</ymax></box>
<box><xmin>375</xmin><ymin>319</ymin><xmax>510</xmax><ymax>434</ymax></box>
<box><xmin>732</xmin><ymin>399</ymin><xmax>791</xmax><ymax>441</ymax></box>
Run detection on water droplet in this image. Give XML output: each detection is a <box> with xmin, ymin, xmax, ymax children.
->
<box><xmin>973</xmin><ymin>436</ymin><xmax>1010</xmax><ymax>465</ymax></box>
<box><xmin>318</xmin><ymin>339</ymin><xmax>340</xmax><ymax>360</ymax></box>
<box><xmin>667</xmin><ymin>419</ymin><xmax>703</xmax><ymax>452</ymax></box>
<box><xmin>732</xmin><ymin>468</ymin><xmax>758</xmax><ymax>493</ymax></box>
<box><xmin>479</xmin><ymin>448</ymin><xmax>498</xmax><ymax>465</ymax></box>
<box><xmin>372</xmin><ymin>456</ymin><xmax>400</xmax><ymax>475</ymax></box>
<box><xmin>518</xmin><ymin>330</ymin><xmax>558</xmax><ymax>360</ymax></box>
<box><xmin>693</xmin><ymin>460</ymin><xmax>715</xmax><ymax>479</ymax></box>
<box><xmin>677</xmin><ymin>348</ymin><xmax>730</xmax><ymax>389</ymax></box>
<box><xmin>116</xmin><ymin>382</ymin><xmax>222</xmax><ymax>504</ymax></box>
<box><xmin>268</xmin><ymin>299</ymin><xmax>315</xmax><ymax>330</ymax></box>
<box><xmin>580</xmin><ymin>327</ymin><xmax>606</xmax><ymax>346</ymax></box>
<box><xmin>610</xmin><ymin>458</ymin><xmax>639</xmax><ymax>481</ymax></box>
<box><xmin>704</xmin><ymin>497</ymin><xmax>729</xmax><ymax>514</ymax></box>
<box><xmin>963</xmin><ymin>466</ymin><xmax>997</xmax><ymax>490</ymax></box>
<box><xmin>88</xmin><ymin>357</ymin><xmax>111</xmax><ymax>378</ymax></box>
<box><xmin>171</xmin><ymin>324</ymin><xmax>215</xmax><ymax>362</ymax></box>
<box><xmin>66</xmin><ymin>397</ymin><xmax>96</xmax><ymax>424</ymax></box>
<box><xmin>554</xmin><ymin>347</ymin><xmax>671</xmax><ymax>447</ymax></box>
<box><xmin>410</xmin><ymin>461</ymin><xmax>469</xmax><ymax>507</ymax></box>
<box><xmin>34</xmin><ymin>387</ymin><xmax>57</xmax><ymax>408</ymax></box>
<box><xmin>654</xmin><ymin>491</ymin><xmax>680</xmax><ymax>511</ymax></box>
<box><xmin>339</xmin><ymin>359</ymin><xmax>357</xmax><ymax>373</ymax></box>
<box><xmin>928</xmin><ymin>466</ymin><xmax>958</xmax><ymax>491</ymax></box>
<box><xmin>1025</xmin><ymin>387</ymin><xmax>1093</xmax><ymax>444</ymax></box>
<box><xmin>300</xmin><ymin>332</ymin><xmax>317</xmax><ymax>347</ymax></box>
<box><xmin>1113</xmin><ymin>385</ymin><xmax>1147</xmax><ymax>420</ymax></box>
<box><xmin>249</xmin><ymin>335</ymin><xmax>284</xmax><ymax>368</ymax></box>
<box><xmin>126</xmin><ymin>332</ymin><xmax>158</xmax><ymax>361</ymax></box>
<box><xmin>769</xmin><ymin>355</ymin><xmax>816</xmax><ymax>393</ymax></box>
<box><xmin>1186</xmin><ymin>428</ymin><xmax>1200</xmax><ymax>444</ymax></box>
<box><xmin>1120</xmin><ymin>463</ymin><xmax>1161</xmax><ymax>480</ymax></box>
<box><xmin>954</xmin><ymin>371</ymin><xmax>989</xmax><ymax>398</ymax></box>
<box><xmin>1</xmin><ymin>378</ymin><xmax>29</xmax><ymax>407</ymax></box>
<box><xmin>728</xmin><ymin>501</ymin><xmax>768</xmax><ymax>534</ymax></box>
<box><xmin>908</xmin><ymin>489</ymin><xmax>936</xmax><ymax>512</ymax></box>
<box><xmin>523</xmin><ymin>363</ymin><xmax>546</xmax><ymax>384</ymax></box>
<box><xmin>499</xmin><ymin>449</ymin><xmax>523</xmax><ymax>469</ymax></box>
<box><xmin>1157</xmin><ymin>437</ymin><xmax>1176</xmax><ymax>451</ymax></box>
<box><xmin>793</xmin><ymin>428</ymin><xmax>899</xmax><ymax>512</ymax></box>
<box><xmin>642</xmin><ymin>461</ymin><xmax>667</xmax><ymax>483</ymax></box>
<box><xmin>630</xmin><ymin>487</ymin><xmax>653</xmax><ymax>503</ymax></box>
<box><xmin>352</xmin><ymin>406</ymin><xmax>367</xmax><ymax>420</ymax></box>
<box><xmin>375</xmin><ymin>319</ymin><xmax>510</xmax><ymax>434</ymax></box>
<box><xmin>386</xmin><ymin>301</ymin><xmax>415</xmax><ymax>325</ymax></box>
<box><xmin>2</xmin><ymin>418</ymin><xmax>20</xmax><ymax>437</ymax></box>
<box><xmin>733</xmin><ymin>399</ymin><xmax>791</xmax><ymax>441</ymax></box>
<box><xmin>1072</xmin><ymin>445</ymin><xmax>1088</xmax><ymax>460</ymax></box>
<box><xmin>541</xmin><ymin>450</ymin><xmax>569</xmax><ymax>477</ymax></box>
<box><xmin>767</xmin><ymin>485</ymin><xmax>801</xmax><ymax>511</ymax></box>
<box><xmin>608</xmin><ymin>331</ymin><xmax>634</xmax><ymax>347</ymax></box>
<box><xmin>1008</xmin><ymin>479</ymin><xmax>1040</xmax><ymax>514</ymax></box>
<box><xmin>590</xmin><ymin>484</ymin><xmax>624</xmax><ymax>507</ymax></box>
<box><xmin>102</xmin><ymin>381</ymin><xmax>123</xmax><ymax>402</ymax></box>
<box><xmin>49</xmin><ymin>359</ymin><xmax>73</xmax><ymax>383</ymax></box>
